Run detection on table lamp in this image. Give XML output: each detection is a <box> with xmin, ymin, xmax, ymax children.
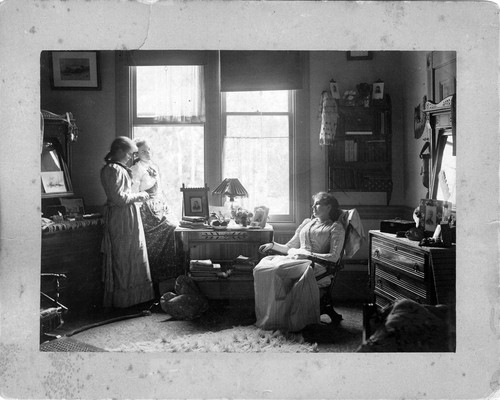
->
<box><xmin>212</xmin><ymin>178</ymin><xmax>248</xmax><ymax>213</ymax></box>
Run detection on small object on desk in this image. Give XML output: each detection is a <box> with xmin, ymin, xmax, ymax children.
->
<box><xmin>51</xmin><ymin>213</ymin><xmax>64</xmax><ymax>223</ymax></box>
<box><xmin>180</xmin><ymin>216</ymin><xmax>206</xmax><ymax>228</ymax></box>
<box><xmin>83</xmin><ymin>213</ymin><xmax>102</xmax><ymax>219</ymax></box>
<box><xmin>179</xmin><ymin>219</ymin><xmax>206</xmax><ymax>229</ymax></box>
<box><xmin>210</xmin><ymin>219</ymin><xmax>228</xmax><ymax>230</ymax></box>
<box><xmin>380</xmin><ymin>219</ymin><xmax>415</xmax><ymax>234</ymax></box>
<box><xmin>183</xmin><ymin>216</ymin><xmax>206</xmax><ymax>223</ymax></box>
<box><xmin>405</xmin><ymin>227</ymin><xmax>425</xmax><ymax>241</ymax></box>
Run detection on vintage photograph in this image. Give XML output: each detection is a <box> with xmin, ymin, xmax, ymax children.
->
<box><xmin>39</xmin><ymin>48</ymin><xmax>458</xmax><ymax>354</ymax></box>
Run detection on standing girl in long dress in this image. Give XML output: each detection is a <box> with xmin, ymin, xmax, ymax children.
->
<box><xmin>131</xmin><ymin>138</ymin><xmax>182</xmax><ymax>297</ymax></box>
<box><xmin>100</xmin><ymin>136</ymin><xmax>154</xmax><ymax>308</ymax></box>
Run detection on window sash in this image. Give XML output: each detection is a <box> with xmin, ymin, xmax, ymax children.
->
<box><xmin>221</xmin><ymin>91</ymin><xmax>295</xmax><ymax>222</ymax></box>
<box><xmin>132</xmin><ymin>65</ymin><xmax>206</xmax><ymax>124</ymax></box>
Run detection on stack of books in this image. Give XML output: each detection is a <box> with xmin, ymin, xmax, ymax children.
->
<box><xmin>230</xmin><ymin>255</ymin><xmax>256</xmax><ymax>277</ymax></box>
<box><xmin>179</xmin><ymin>216</ymin><xmax>206</xmax><ymax>229</ymax></box>
<box><xmin>189</xmin><ymin>259</ymin><xmax>221</xmax><ymax>278</ymax></box>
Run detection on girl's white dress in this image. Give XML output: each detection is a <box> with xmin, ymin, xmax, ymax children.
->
<box><xmin>253</xmin><ymin>217</ymin><xmax>345</xmax><ymax>332</ymax></box>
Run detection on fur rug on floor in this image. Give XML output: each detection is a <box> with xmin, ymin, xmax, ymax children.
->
<box><xmin>104</xmin><ymin>325</ymin><xmax>318</xmax><ymax>353</ymax></box>
<box><xmin>53</xmin><ymin>303</ymin><xmax>363</xmax><ymax>353</ymax></box>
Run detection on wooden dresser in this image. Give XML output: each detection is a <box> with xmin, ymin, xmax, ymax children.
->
<box><xmin>41</xmin><ymin>219</ymin><xmax>104</xmax><ymax>314</ymax></box>
<box><xmin>368</xmin><ymin>230</ymin><xmax>455</xmax><ymax>309</ymax></box>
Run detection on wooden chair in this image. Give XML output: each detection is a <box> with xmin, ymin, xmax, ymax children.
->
<box><xmin>310</xmin><ymin>220</ymin><xmax>354</xmax><ymax>322</ymax></box>
<box><xmin>40</xmin><ymin>273</ymin><xmax>68</xmax><ymax>342</ymax></box>
<box><xmin>259</xmin><ymin>208</ymin><xmax>363</xmax><ymax>323</ymax></box>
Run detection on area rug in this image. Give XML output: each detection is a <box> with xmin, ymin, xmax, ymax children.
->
<box><xmin>40</xmin><ymin>337</ymin><xmax>105</xmax><ymax>352</ymax></box>
<box><xmin>104</xmin><ymin>325</ymin><xmax>318</xmax><ymax>353</ymax></box>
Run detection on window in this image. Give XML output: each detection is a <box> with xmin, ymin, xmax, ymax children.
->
<box><xmin>222</xmin><ymin>90</ymin><xmax>294</xmax><ymax>220</ymax></box>
<box><xmin>123</xmin><ymin>52</ymin><xmax>306</xmax><ymax>226</ymax></box>
<box><xmin>132</xmin><ymin>65</ymin><xmax>205</xmax><ymax>217</ymax></box>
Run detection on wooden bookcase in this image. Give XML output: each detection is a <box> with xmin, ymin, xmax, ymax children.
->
<box><xmin>328</xmin><ymin>95</ymin><xmax>392</xmax><ymax>204</ymax></box>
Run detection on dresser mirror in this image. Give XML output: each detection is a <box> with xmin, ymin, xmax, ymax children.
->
<box><xmin>41</xmin><ymin>111</ymin><xmax>77</xmax><ymax>198</ymax></box>
<box><xmin>433</xmin><ymin>130</ymin><xmax>455</xmax><ymax>205</ymax></box>
<box><xmin>41</xmin><ymin>138</ymin><xmax>73</xmax><ymax>197</ymax></box>
<box><xmin>424</xmin><ymin>95</ymin><xmax>456</xmax><ymax>210</ymax></box>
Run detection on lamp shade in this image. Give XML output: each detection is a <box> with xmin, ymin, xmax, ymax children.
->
<box><xmin>212</xmin><ymin>178</ymin><xmax>248</xmax><ymax>201</ymax></box>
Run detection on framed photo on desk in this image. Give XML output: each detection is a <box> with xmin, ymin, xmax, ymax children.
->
<box><xmin>180</xmin><ymin>184</ymin><xmax>209</xmax><ymax>219</ymax></box>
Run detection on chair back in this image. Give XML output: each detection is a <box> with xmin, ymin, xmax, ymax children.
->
<box><xmin>312</xmin><ymin>208</ymin><xmax>365</xmax><ymax>280</ymax></box>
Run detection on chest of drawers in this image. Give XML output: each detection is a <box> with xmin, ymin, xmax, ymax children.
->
<box><xmin>41</xmin><ymin>220</ymin><xmax>104</xmax><ymax>313</ymax></box>
<box><xmin>369</xmin><ymin>230</ymin><xmax>455</xmax><ymax>309</ymax></box>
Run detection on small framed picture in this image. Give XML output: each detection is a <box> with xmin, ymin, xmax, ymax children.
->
<box><xmin>181</xmin><ymin>184</ymin><xmax>210</xmax><ymax>219</ymax></box>
<box><xmin>346</xmin><ymin>51</ymin><xmax>373</xmax><ymax>61</ymax></box>
<box><xmin>59</xmin><ymin>197</ymin><xmax>85</xmax><ymax>216</ymax></box>
<box><xmin>251</xmin><ymin>206</ymin><xmax>270</xmax><ymax>228</ymax></box>
<box><xmin>372</xmin><ymin>81</ymin><xmax>385</xmax><ymax>100</ymax></box>
<box><xmin>41</xmin><ymin>171</ymin><xmax>67</xmax><ymax>193</ymax></box>
<box><xmin>51</xmin><ymin>51</ymin><xmax>100</xmax><ymax>89</ymax></box>
<box><xmin>418</xmin><ymin>199</ymin><xmax>452</xmax><ymax>233</ymax></box>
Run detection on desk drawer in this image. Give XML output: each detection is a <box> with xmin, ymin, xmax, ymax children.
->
<box><xmin>371</xmin><ymin>237</ymin><xmax>426</xmax><ymax>280</ymax></box>
<box><xmin>374</xmin><ymin>264</ymin><xmax>427</xmax><ymax>303</ymax></box>
<box><xmin>191</xmin><ymin>276</ymin><xmax>254</xmax><ymax>300</ymax></box>
<box><xmin>187</xmin><ymin>230</ymin><xmax>270</xmax><ymax>242</ymax></box>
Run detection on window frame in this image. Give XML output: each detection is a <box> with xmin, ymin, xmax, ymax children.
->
<box><xmin>221</xmin><ymin>90</ymin><xmax>296</xmax><ymax>223</ymax></box>
<box><xmin>116</xmin><ymin>50</ymin><xmax>309</xmax><ymax>232</ymax></box>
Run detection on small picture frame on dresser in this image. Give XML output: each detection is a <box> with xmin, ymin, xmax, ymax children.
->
<box><xmin>419</xmin><ymin>198</ymin><xmax>452</xmax><ymax>233</ymax></box>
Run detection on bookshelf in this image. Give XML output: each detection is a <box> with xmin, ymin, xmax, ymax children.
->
<box><xmin>328</xmin><ymin>95</ymin><xmax>392</xmax><ymax>205</ymax></box>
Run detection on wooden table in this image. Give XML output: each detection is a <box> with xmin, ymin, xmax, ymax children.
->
<box><xmin>175</xmin><ymin>225</ymin><xmax>273</xmax><ymax>299</ymax></box>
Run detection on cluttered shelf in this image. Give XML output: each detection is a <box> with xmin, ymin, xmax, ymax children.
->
<box><xmin>174</xmin><ymin>225</ymin><xmax>273</xmax><ymax>300</ymax></box>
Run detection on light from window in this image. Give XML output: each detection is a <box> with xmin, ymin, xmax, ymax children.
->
<box><xmin>136</xmin><ymin>65</ymin><xmax>205</xmax><ymax>122</ymax></box>
<box><xmin>133</xmin><ymin>126</ymin><xmax>204</xmax><ymax>217</ymax></box>
<box><xmin>133</xmin><ymin>65</ymin><xmax>205</xmax><ymax>218</ymax></box>
<box><xmin>223</xmin><ymin>91</ymin><xmax>291</xmax><ymax>216</ymax></box>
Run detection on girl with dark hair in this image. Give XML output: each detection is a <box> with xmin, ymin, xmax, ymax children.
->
<box><xmin>253</xmin><ymin>191</ymin><xmax>346</xmax><ymax>332</ymax></box>
<box><xmin>100</xmin><ymin>136</ymin><xmax>154</xmax><ymax>308</ymax></box>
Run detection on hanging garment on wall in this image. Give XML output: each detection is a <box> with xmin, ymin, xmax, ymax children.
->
<box><xmin>318</xmin><ymin>90</ymin><xmax>338</xmax><ymax>146</ymax></box>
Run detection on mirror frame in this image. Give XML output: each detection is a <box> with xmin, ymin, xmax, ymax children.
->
<box><xmin>423</xmin><ymin>94</ymin><xmax>456</xmax><ymax>202</ymax></box>
<box><xmin>41</xmin><ymin>111</ymin><xmax>77</xmax><ymax>198</ymax></box>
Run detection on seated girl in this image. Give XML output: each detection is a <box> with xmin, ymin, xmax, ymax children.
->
<box><xmin>253</xmin><ymin>191</ymin><xmax>345</xmax><ymax>332</ymax></box>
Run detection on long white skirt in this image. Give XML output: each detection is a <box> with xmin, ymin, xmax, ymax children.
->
<box><xmin>253</xmin><ymin>255</ymin><xmax>321</xmax><ymax>332</ymax></box>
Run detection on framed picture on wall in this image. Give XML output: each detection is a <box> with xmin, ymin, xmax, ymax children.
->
<box><xmin>346</xmin><ymin>51</ymin><xmax>373</xmax><ymax>61</ymax></box>
<box><xmin>51</xmin><ymin>51</ymin><xmax>101</xmax><ymax>89</ymax></box>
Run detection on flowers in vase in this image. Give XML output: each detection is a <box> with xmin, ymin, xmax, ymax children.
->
<box><xmin>231</xmin><ymin>207</ymin><xmax>253</xmax><ymax>226</ymax></box>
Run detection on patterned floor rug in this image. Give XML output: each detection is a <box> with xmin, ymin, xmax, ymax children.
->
<box><xmin>104</xmin><ymin>325</ymin><xmax>317</xmax><ymax>353</ymax></box>
<box><xmin>48</xmin><ymin>302</ymin><xmax>363</xmax><ymax>353</ymax></box>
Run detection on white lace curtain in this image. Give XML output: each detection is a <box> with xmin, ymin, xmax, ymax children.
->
<box><xmin>142</xmin><ymin>65</ymin><xmax>205</xmax><ymax>123</ymax></box>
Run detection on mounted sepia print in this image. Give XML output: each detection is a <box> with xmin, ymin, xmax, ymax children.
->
<box><xmin>51</xmin><ymin>51</ymin><xmax>100</xmax><ymax>89</ymax></box>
